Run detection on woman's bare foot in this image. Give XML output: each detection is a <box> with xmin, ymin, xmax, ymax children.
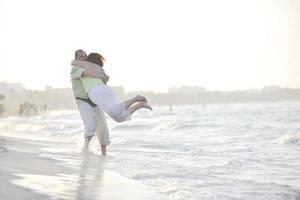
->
<box><xmin>127</xmin><ymin>101</ymin><xmax>153</xmax><ymax>115</ymax></box>
<box><xmin>84</xmin><ymin>136</ymin><xmax>92</xmax><ymax>149</ymax></box>
<box><xmin>141</xmin><ymin>102</ymin><xmax>153</xmax><ymax>110</ymax></box>
<box><xmin>135</xmin><ymin>95</ymin><xmax>148</xmax><ymax>102</ymax></box>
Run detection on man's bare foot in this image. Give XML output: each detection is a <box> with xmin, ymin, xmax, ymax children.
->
<box><xmin>141</xmin><ymin>102</ymin><xmax>153</xmax><ymax>110</ymax></box>
<box><xmin>101</xmin><ymin>145</ymin><xmax>106</xmax><ymax>156</ymax></box>
<box><xmin>135</xmin><ymin>95</ymin><xmax>148</xmax><ymax>102</ymax></box>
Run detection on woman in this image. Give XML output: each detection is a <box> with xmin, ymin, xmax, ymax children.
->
<box><xmin>72</xmin><ymin>53</ymin><xmax>152</xmax><ymax>122</ymax></box>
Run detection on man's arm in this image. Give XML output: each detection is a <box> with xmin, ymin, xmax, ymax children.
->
<box><xmin>70</xmin><ymin>66</ymin><xmax>85</xmax><ymax>80</ymax></box>
<box><xmin>71</xmin><ymin>60</ymin><xmax>100</xmax><ymax>69</ymax></box>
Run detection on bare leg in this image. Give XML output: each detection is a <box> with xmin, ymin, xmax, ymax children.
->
<box><xmin>84</xmin><ymin>136</ymin><xmax>92</xmax><ymax>149</ymax></box>
<box><xmin>101</xmin><ymin>145</ymin><xmax>106</xmax><ymax>156</ymax></box>
<box><xmin>127</xmin><ymin>101</ymin><xmax>152</xmax><ymax>115</ymax></box>
<box><xmin>123</xmin><ymin>95</ymin><xmax>148</xmax><ymax>109</ymax></box>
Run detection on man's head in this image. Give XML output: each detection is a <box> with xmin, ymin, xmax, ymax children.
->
<box><xmin>75</xmin><ymin>49</ymin><xmax>87</xmax><ymax>61</ymax></box>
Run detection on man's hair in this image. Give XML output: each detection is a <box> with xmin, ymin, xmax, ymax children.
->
<box><xmin>75</xmin><ymin>49</ymin><xmax>84</xmax><ymax>59</ymax></box>
<box><xmin>87</xmin><ymin>53</ymin><xmax>105</xmax><ymax>67</ymax></box>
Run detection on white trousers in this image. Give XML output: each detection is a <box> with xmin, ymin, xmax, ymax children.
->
<box><xmin>88</xmin><ymin>85</ymin><xmax>131</xmax><ymax>122</ymax></box>
<box><xmin>78</xmin><ymin>101</ymin><xmax>110</xmax><ymax>145</ymax></box>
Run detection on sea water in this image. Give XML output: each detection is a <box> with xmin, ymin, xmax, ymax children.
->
<box><xmin>0</xmin><ymin>102</ymin><xmax>300</xmax><ymax>200</ymax></box>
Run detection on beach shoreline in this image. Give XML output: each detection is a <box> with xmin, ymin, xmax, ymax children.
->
<box><xmin>0</xmin><ymin>135</ymin><xmax>167</xmax><ymax>200</ymax></box>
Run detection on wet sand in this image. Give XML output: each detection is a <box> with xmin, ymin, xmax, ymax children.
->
<box><xmin>0</xmin><ymin>135</ymin><xmax>167</xmax><ymax>200</ymax></box>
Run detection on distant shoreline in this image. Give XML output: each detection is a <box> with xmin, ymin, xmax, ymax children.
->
<box><xmin>1</xmin><ymin>82</ymin><xmax>300</xmax><ymax>115</ymax></box>
<box><xmin>0</xmin><ymin>100</ymin><xmax>299</xmax><ymax>117</ymax></box>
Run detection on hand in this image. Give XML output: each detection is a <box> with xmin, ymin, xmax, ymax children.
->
<box><xmin>105</xmin><ymin>75</ymin><xmax>110</xmax><ymax>82</ymax></box>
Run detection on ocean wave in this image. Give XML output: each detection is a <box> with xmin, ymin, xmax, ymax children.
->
<box><xmin>152</xmin><ymin>122</ymin><xmax>200</xmax><ymax>132</ymax></box>
<box><xmin>0</xmin><ymin>138</ymin><xmax>8</xmax><ymax>153</ymax></box>
<box><xmin>0</xmin><ymin>122</ymin><xmax>80</xmax><ymax>134</ymax></box>
<box><xmin>112</xmin><ymin>124</ymin><xmax>153</xmax><ymax>130</ymax></box>
<box><xmin>275</xmin><ymin>132</ymin><xmax>300</xmax><ymax>145</ymax></box>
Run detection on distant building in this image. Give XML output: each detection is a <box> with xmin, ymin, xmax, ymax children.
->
<box><xmin>0</xmin><ymin>82</ymin><xmax>26</xmax><ymax>95</ymax></box>
<box><xmin>263</xmin><ymin>85</ymin><xmax>281</xmax><ymax>92</ymax></box>
<box><xmin>0</xmin><ymin>82</ymin><xmax>27</xmax><ymax>114</ymax></box>
<box><xmin>0</xmin><ymin>94</ymin><xmax>4</xmax><ymax>116</ymax></box>
<box><xmin>168</xmin><ymin>86</ymin><xmax>206</xmax><ymax>94</ymax></box>
<box><xmin>45</xmin><ymin>86</ymin><xmax>53</xmax><ymax>91</ymax></box>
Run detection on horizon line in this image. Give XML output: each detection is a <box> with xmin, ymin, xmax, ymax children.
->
<box><xmin>1</xmin><ymin>81</ymin><xmax>300</xmax><ymax>93</ymax></box>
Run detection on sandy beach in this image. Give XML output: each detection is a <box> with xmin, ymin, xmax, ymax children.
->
<box><xmin>0</xmin><ymin>135</ymin><xmax>167</xmax><ymax>200</ymax></box>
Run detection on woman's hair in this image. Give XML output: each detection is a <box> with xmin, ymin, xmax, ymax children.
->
<box><xmin>86</xmin><ymin>53</ymin><xmax>105</xmax><ymax>67</ymax></box>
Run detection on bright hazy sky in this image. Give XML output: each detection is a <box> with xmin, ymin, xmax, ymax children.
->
<box><xmin>0</xmin><ymin>0</ymin><xmax>299</xmax><ymax>92</ymax></box>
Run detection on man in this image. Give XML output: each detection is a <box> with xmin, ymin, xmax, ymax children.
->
<box><xmin>71</xmin><ymin>49</ymin><xmax>110</xmax><ymax>155</ymax></box>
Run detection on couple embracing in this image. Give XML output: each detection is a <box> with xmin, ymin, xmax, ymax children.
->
<box><xmin>70</xmin><ymin>49</ymin><xmax>152</xmax><ymax>155</ymax></box>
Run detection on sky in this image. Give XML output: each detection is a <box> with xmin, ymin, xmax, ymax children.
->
<box><xmin>0</xmin><ymin>0</ymin><xmax>299</xmax><ymax>92</ymax></box>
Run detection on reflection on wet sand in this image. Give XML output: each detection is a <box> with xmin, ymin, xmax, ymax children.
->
<box><xmin>11</xmin><ymin>152</ymin><xmax>105</xmax><ymax>200</ymax></box>
<box><xmin>3</xmin><ymin>135</ymin><xmax>167</xmax><ymax>200</ymax></box>
<box><xmin>11</xmin><ymin>151</ymin><xmax>166</xmax><ymax>200</ymax></box>
<box><xmin>75</xmin><ymin>152</ymin><xmax>105</xmax><ymax>200</ymax></box>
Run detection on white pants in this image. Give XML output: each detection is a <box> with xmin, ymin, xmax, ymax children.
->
<box><xmin>78</xmin><ymin>101</ymin><xmax>110</xmax><ymax>145</ymax></box>
<box><xmin>88</xmin><ymin>85</ymin><xmax>131</xmax><ymax>122</ymax></box>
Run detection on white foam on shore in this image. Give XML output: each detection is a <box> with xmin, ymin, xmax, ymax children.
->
<box><xmin>275</xmin><ymin>132</ymin><xmax>300</xmax><ymax>145</ymax></box>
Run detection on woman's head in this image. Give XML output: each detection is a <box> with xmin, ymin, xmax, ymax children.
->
<box><xmin>75</xmin><ymin>49</ymin><xmax>87</xmax><ymax>61</ymax></box>
<box><xmin>87</xmin><ymin>53</ymin><xmax>105</xmax><ymax>67</ymax></box>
